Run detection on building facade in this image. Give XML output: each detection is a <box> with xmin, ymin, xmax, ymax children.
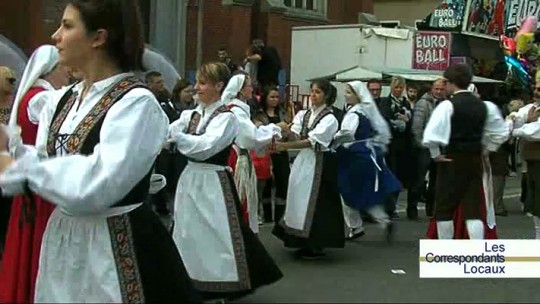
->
<box><xmin>0</xmin><ymin>0</ymin><xmax>374</xmax><ymax>80</ymax></box>
<box><xmin>373</xmin><ymin>0</ymin><xmax>439</xmax><ymax>27</ymax></box>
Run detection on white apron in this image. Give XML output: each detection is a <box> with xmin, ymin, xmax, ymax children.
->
<box><xmin>282</xmin><ymin>148</ymin><xmax>322</xmax><ymax>237</ymax></box>
<box><xmin>35</xmin><ymin>204</ymin><xmax>142</xmax><ymax>303</ymax></box>
<box><xmin>482</xmin><ymin>154</ymin><xmax>496</xmax><ymax>229</ymax></box>
<box><xmin>172</xmin><ymin>161</ymin><xmax>251</xmax><ymax>292</ymax></box>
<box><xmin>233</xmin><ymin>146</ymin><xmax>259</xmax><ymax>233</ymax></box>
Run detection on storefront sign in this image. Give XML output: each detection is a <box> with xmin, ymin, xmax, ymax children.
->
<box><xmin>506</xmin><ymin>0</ymin><xmax>540</xmax><ymax>34</ymax></box>
<box><xmin>413</xmin><ymin>31</ymin><xmax>452</xmax><ymax>70</ymax></box>
<box><xmin>429</xmin><ymin>0</ymin><xmax>466</xmax><ymax>29</ymax></box>
<box><xmin>462</xmin><ymin>0</ymin><xmax>506</xmax><ymax>38</ymax></box>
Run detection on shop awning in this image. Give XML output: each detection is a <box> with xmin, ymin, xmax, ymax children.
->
<box><xmin>331</xmin><ymin>65</ymin><xmax>502</xmax><ymax>84</ymax></box>
<box><xmin>307</xmin><ymin>65</ymin><xmax>382</xmax><ymax>82</ymax></box>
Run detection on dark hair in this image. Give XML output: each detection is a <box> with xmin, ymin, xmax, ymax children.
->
<box><xmin>145</xmin><ymin>71</ymin><xmax>162</xmax><ymax>83</ymax></box>
<box><xmin>69</xmin><ymin>0</ymin><xmax>145</xmax><ymax>72</ymax></box>
<box><xmin>407</xmin><ymin>82</ymin><xmax>419</xmax><ymax>91</ymax></box>
<box><xmin>367</xmin><ymin>79</ymin><xmax>382</xmax><ymax>87</ymax></box>
<box><xmin>443</xmin><ymin>64</ymin><xmax>473</xmax><ymax>90</ymax></box>
<box><xmin>310</xmin><ymin>79</ymin><xmax>337</xmax><ymax>106</ymax></box>
<box><xmin>260</xmin><ymin>85</ymin><xmax>281</xmax><ymax>111</ymax></box>
<box><xmin>171</xmin><ymin>78</ymin><xmax>192</xmax><ymax>102</ymax></box>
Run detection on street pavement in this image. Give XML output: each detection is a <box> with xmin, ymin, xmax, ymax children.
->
<box><xmin>236</xmin><ymin>174</ymin><xmax>540</xmax><ymax>303</ymax></box>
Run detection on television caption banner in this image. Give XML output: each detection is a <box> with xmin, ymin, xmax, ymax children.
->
<box><xmin>420</xmin><ymin>240</ymin><xmax>540</xmax><ymax>278</ymax></box>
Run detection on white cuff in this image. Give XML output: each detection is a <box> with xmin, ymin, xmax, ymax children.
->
<box><xmin>512</xmin><ymin>128</ymin><xmax>524</xmax><ymax>138</ymax></box>
<box><xmin>429</xmin><ymin>147</ymin><xmax>441</xmax><ymax>158</ymax></box>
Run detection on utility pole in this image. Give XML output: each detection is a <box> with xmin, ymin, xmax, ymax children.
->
<box><xmin>196</xmin><ymin>0</ymin><xmax>204</xmax><ymax>68</ymax></box>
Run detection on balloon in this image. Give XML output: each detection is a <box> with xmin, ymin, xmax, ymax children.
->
<box><xmin>500</xmin><ymin>35</ymin><xmax>516</xmax><ymax>56</ymax></box>
<box><xmin>517</xmin><ymin>17</ymin><xmax>538</xmax><ymax>38</ymax></box>
<box><xmin>505</xmin><ymin>55</ymin><xmax>532</xmax><ymax>86</ymax></box>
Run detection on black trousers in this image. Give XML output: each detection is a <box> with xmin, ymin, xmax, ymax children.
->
<box><xmin>407</xmin><ymin>147</ymin><xmax>436</xmax><ymax>217</ymax></box>
<box><xmin>0</xmin><ymin>196</ymin><xmax>12</xmax><ymax>254</ymax></box>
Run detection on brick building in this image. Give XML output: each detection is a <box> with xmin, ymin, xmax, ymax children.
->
<box><xmin>184</xmin><ymin>0</ymin><xmax>374</xmax><ymax>78</ymax></box>
<box><xmin>0</xmin><ymin>0</ymin><xmax>374</xmax><ymax>81</ymax></box>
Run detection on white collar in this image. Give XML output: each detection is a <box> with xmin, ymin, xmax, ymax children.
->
<box><xmin>310</xmin><ymin>104</ymin><xmax>327</xmax><ymax>114</ymax></box>
<box><xmin>197</xmin><ymin>99</ymin><xmax>225</xmax><ymax>117</ymax></box>
<box><xmin>73</xmin><ymin>73</ymin><xmax>133</xmax><ymax>95</ymax></box>
<box><xmin>33</xmin><ymin>79</ymin><xmax>55</xmax><ymax>91</ymax></box>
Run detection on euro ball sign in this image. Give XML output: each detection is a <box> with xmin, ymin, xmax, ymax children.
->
<box><xmin>415</xmin><ymin>33</ymin><xmax>449</xmax><ymax>67</ymax></box>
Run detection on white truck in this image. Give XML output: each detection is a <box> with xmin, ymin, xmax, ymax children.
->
<box><xmin>290</xmin><ymin>24</ymin><xmax>415</xmax><ymax>108</ymax></box>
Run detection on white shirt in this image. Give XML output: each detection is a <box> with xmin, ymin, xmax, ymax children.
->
<box><xmin>227</xmin><ymin>99</ymin><xmax>281</xmax><ymax>151</ymax></box>
<box><xmin>509</xmin><ymin>103</ymin><xmax>540</xmax><ymax>141</ymax></box>
<box><xmin>291</xmin><ymin>105</ymin><xmax>339</xmax><ymax>151</ymax></box>
<box><xmin>26</xmin><ymin>79</ymin><xmax>55</xmax><ymax>124</ymax></box>
<box><xmin>422</xmin><ymin>95</ymin><xmax>509</xmax><ymax>158</ymax></box>
<box><xmin>0</xmin><ymin>73</ymin><xmax>169</xmax><ymax>214</ymax></box>
<box><xmin>168</xmin><ymin>100</ymin><xmax>239</xmax><ymax>161</ymax></box>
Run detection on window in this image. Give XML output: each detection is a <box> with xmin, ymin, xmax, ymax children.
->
<box><xmin>283</xmin><ymin>0</ymin><xmax>322</xmax><ymax>13</ymax></box>
<box><xmin>379</xmin><ymin>20</ymin><xmax>401</xmax><ymax>28</ymax></box>
<box><xmin>284</xmin><ymin>0</ymin><xmax>313</xmax><ymax>10</ymax></box>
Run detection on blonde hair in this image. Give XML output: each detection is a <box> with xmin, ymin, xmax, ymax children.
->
<box><xmin>0</xmin><ymin>66</ymin><xmax>15</xmax><ymax>92</ymax></box>
<box><xmin>0</xmin><ymin>66</ymin><xmax>15</xmax><ymax>80</ymax></box>
<box><xmin>196</xmin><ymin>62</ymin><xmax>231</xmax><ymax>93</ymax></box>
<box><xmin>508</xmin><ymin>99</ymin><xmax>525</xmax><ymax>113</ymax></box>
<box><xmin>390</xmin><ymin>76</ymin><xmax>406</xmax><ymax>89</ymax></box>
<box><xmin>433</xmin><ymin>76</ymin><xmax>446</xmax><ymax>85</ymax></box>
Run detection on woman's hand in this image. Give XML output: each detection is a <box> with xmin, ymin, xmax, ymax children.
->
<box><xmin>0</xmin><ymin>155</ymin><xmax>13</xmax><ymax>174</ymax></box>
<box><xmin>396</xmin><ymin>113</ymin><xmax>409</xmax><ymax>122</ymax></box>
<box><xmin>0</xmin><ymin>126</ymin><xmax>9</xmax><ymax>152</ymax></box>
<box><xmin>276</xmin><ymin>121</ymin><xmax>290</xmax><ymax>132</ymax></box>
<box><xmin>274</xmin><ymin>142</ymin><xmax>287</xmax><ymax>152</ymax></box>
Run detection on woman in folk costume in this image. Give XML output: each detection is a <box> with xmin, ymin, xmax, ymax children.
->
<box><xmin>222</xmin><ymin>71</ymin><xmax>282</xmax><ymax>233</ymax></box>
<box><xmin>254</xmin><ymin>86</ymin><xmax>292</xmax><ymax>225</ymax></box>
<box><xmin>0</xmin><ymin>1</ymin><xmax>199</xmax><ymax>302</ymax></box>
<box><xmin>335</xmin><ymin>81</ymin><xmax>401</xmax><ymax>241</ymax></box>
<box><xmin>423</xmin><ymin>78</ymin><xmax>508</xmax><ymax>240</ymax></box>
<box><xmin>0</xmin><ymin>45</ymin><xmax>70</xmax><ymax>303</ymax></box>
<box><xmin>169</xmin><ymin>62</ymin><xmax>282</xmax><ymax>301</ymax></box>
<box><xmin>272</xmin><ymin>79</ymin><xmax>345</xmax><ymax>259</ymax></box>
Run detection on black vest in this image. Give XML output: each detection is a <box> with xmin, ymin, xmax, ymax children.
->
<box><xmin>447</xmin><ymin>91</ymin><xmax>487</xmax><ymax>154</ymax></box>
<box><xmin>48</xmin><ymin>76</ymin><xmax>153</xmax><ymax>208</ymax></box>
<box><xmin>184</xmin><ymin>105</ymin><xmax>233</xmax><ymax>166</ymax></box>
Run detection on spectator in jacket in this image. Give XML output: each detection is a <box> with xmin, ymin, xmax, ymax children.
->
<box><xmin>379</xmin><ymin>76</ymin><xmax>412</xmax><ymax>218</ymax></box>
<box><xmin>367</xmin><ymin>79</ymin><xmax>383</xmax><ymax>107</ymax></box>
<box><xmin>409</xmin><ymin>77</ymin><xmax>446</xmax><ymax>219</ymax></box>
<box><xmin>247</xmin><ymin>39</ymin><xmax>282</xmax><ymax>89</ymax></box>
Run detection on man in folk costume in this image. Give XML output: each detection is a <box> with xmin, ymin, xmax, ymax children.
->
<box><xmin>222</xmin><ymin>72</ymin><xmax>282</xmax><ymax>233</ymax></box>
<box><xmin>0</xmin><ymin>45</ymin><xmax>70</xmax><ymax>303</ymax></box>
<box><xmin>422</xmin><ymin>64</ymin><xmax>509</xmax><ymax>240</ymax></box>
<box><xmin>508</xmin><ymin>80</ymin><xmax>540</xmax><ymax>239</ymax></box>
<box><xmin>424</xmin><ymin>83</ymin><xmax>501</xmax><ymax>239</ymax></box>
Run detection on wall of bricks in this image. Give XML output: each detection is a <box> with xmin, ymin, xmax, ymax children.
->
<box><xmin>185</xmin><ymin>0</ymin><xmax>252</xmax><ymax>72</ymax></box>
<box><xmin>4</xmin><ymin>0</ymin><xmax>374</xmax><ymax>80</ymax></box>
<box><xmin>184</xmin><ymin>0</ymin><xmax>374</xmax><ymax>77</ymax></box>
<box><xmin>0</xmin><ymin>0</ymin><xmax>32</xmax><ymax>55</ymax></box>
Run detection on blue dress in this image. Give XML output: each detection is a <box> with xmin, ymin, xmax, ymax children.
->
<box><xmin>337</xmin><ymin>111</ymin><xmax>401</xmax><ymax>211</ymax></box>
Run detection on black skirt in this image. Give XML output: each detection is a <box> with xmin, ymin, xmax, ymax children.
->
<box><xmin>116</xmin><ymin>202</ymin><xmax>202</xmax><ymax>303</ymax></box>
<box><xmin>272</xmin><ymin>152</ymin><xmax>345</xmax><ymax>250</ymax></box>
<box><xmin>199</xmin><ymin>170</ymin><xmax>284</xmax><ymax>301</ymax></box>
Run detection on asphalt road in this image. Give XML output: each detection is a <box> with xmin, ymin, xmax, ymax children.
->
<box><xmin>236</xmin><ymin>174</ymin><xmax>540</xmax><ymax>303</ymax></box>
